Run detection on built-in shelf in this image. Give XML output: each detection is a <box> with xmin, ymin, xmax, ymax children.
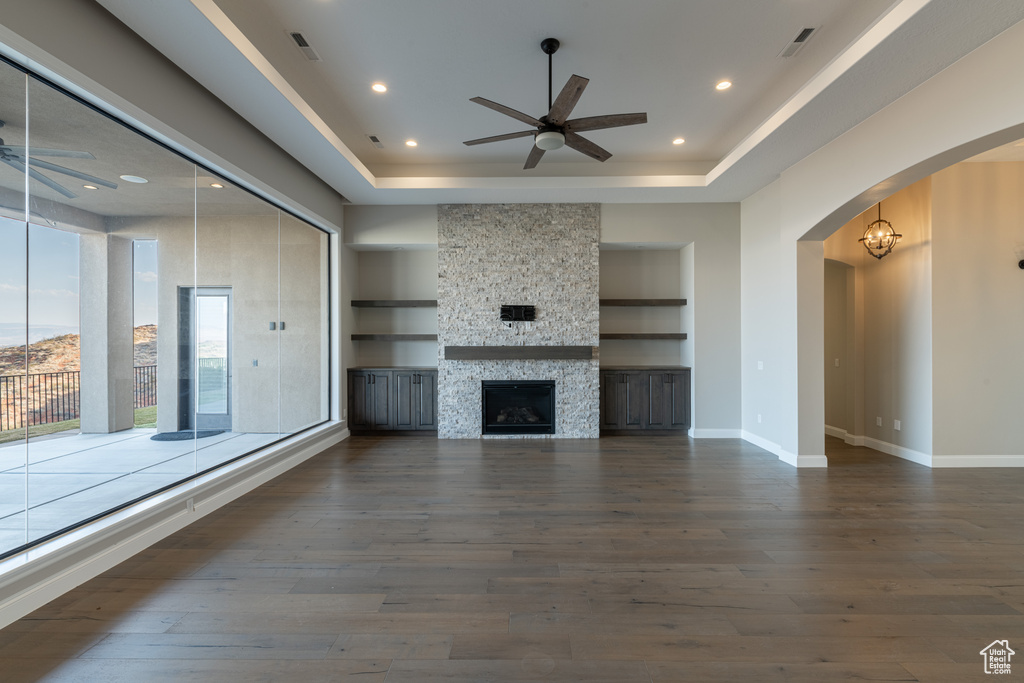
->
<box><xmin>599</xmin><ymin>333</ymin><xmax>688</xmax><ymax>340</ymax></box>
<box><xmin>351</xmin><ymin>334</ymin><xmax>438</xmax><ymax>341</ymax></box>
<box><xmin>351</xmin><ymin>300</ymin><xmax>438</xmax><ymax>308</ymax></box>
<box><xmin>599</xmin><ymin>299</ymin><xmax>687</xmax><ymax>307</ymax></box>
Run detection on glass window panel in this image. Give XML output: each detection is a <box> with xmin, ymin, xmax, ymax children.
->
<box><xmin>0</xmin><ymin>62</ymin><xmax>330</xmax><ymax>560</ymax></box>
<box><xmin>0</xmin><ymin>61</ymin><xmax>28</xmax><ymax>555</ymax></box>
<box><xmin>15</xmin><ymin>71</ymin><xmax>196</xmax><ymax>554</ymax></box>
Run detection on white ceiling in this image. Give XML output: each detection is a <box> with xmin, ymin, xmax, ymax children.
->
<box><xmin>93</xmin><ymin>0</ymin><xmax>1024</xmax><ymax>205</ymax></box>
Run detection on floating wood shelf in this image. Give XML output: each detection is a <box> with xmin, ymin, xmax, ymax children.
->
<box><xmin>599</xmin><ymin>299</ymin><xmax>687</xmax><ymax>307</ymax></box>
<box><xmin>351</xmin><ymin>300</ymin><xmax>438</xmax><ymax>308</ymax></box>
<box><xmin>599</xmin><ymin>333</ymin><xmax>688</xmax><ymax>340</ymax></box>
<box><xmin>351</xmin><ymin>334</ymin><xmax>438</xmax><ymax>341</ymax></box>
<box><xmin>445</xmin><ymin>345</ymin><xmax>594</xmax><ymax>361</ymax></box>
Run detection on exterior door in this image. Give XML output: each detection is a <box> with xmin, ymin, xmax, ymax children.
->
<box><xmin>179</xmin><ymin>287</ymin><xmax>232</xmax><ymax>431</ymax></box>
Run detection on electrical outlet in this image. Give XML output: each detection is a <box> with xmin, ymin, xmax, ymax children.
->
<box><xmin>757</xmin><ymin>414</ymin><xmax>762</xmax><ymax>424</ymax></box>
<box><xmin>876</xmin><ymin>416</ymin><xmax>882</xmax><ymax>427</ymax></box>
<box><xmin>342</xmin><ymin>408</ymin><xmax>348</xmax><ymax>420</ymax></box>
<box><xmin>834</xmin><ymin>358</ymin><xmax>840</xmax><ymax>367</ymax></box>
<box><xmin>757</xmin><ymin>361</ymin><xmax>764</xmax><ymax>371</ymax></box>
<box><xmin>186</xmin><ymin>498</ymin><xmax>195</xmax><ymax>513</ymax></box>
<box><xmin>894</xmin><ymin>419</ymin><xmax>901</xmax><ymax>431</ymax></box>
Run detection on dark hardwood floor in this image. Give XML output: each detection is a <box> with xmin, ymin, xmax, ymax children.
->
<box><xmin>2</xmin><ymin>435</ymin><xmax>1023</xmax><ymax>681</ymax></box>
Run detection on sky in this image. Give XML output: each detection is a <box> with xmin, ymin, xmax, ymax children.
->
<box><xmin>0</xmin><ymin>217</ymin><xmax>158</xmax><ymax>346</ymax></box>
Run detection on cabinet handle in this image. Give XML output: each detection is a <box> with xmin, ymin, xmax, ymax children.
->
<box><xmin>413</xmin><ymin>374</ymin><xmax>420</xmax><ymax>385</ymax></box>
<box><xmin>665</xmin><ymin>373</ymin><xmax>672</xmax><ymax>383</ymax></box>
<box><xmin>620</xmin><ymin>373</ymin><xmax>626</xmax><ymax>384</ymax></box>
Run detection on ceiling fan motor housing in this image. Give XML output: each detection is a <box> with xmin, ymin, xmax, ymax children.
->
<box><xmin>535</xmin><ymin>130</ymin><xmax>565</xmax><ymax>150</ymax></box>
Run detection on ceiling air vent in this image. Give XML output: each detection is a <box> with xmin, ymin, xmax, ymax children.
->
<box><xmin>778</xmin><ymin>27</ymin><xmax>817</xmax><ymax>58</ymax></box>
<box><xmin>288</xmin><ymin>31</ymin><xmax>321</xmax><ymax>61</ymax></box>
<box><xmin>368</xmin><ymin>135</ymin><xmax>385</xmax><ymax>149</ymax></box>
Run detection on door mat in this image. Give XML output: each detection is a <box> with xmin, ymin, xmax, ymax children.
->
<box><xmin>151</xmin><ymin>430</ymin><xmax>226</xmax><ymax>441</ymax></box>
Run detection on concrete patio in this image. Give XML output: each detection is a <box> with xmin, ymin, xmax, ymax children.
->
<box><xmin>0</xmin><ymin>429</ymin><xmax>283</xmax><ymax>554</ymax></box>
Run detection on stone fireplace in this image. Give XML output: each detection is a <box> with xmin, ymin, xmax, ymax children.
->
<box><xmin>437</xmin><ymin>204</ymin><xmax>600</xmax><ymax>438</ymax></box>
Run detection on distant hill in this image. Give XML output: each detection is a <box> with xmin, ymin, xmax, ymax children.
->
<box><xmin>0</xmin><ymin>325</ymin><xmax>157</xmax><ymax>376</ymax></box>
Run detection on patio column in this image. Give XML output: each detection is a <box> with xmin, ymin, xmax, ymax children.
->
<box><xmin>79</xmin><ymin>233</ymin><xmax>135</xmax><ymax>433</ymax></box>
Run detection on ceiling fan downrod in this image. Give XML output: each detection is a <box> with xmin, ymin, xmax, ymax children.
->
<box><xmin>540</xmin><ymin>38</ymin><xmax>560</xmax><ymax>112</ymax></box>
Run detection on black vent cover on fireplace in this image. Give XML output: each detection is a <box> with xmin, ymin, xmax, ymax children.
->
<box><xmin>500</xmin><ymin>305</ymin><xmax>535</xmax><ymax>322</ymax></box>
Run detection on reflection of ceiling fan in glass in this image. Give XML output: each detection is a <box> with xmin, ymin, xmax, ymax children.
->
<box><xmin>0</xmin><ymin>119</ymin><xmax>117</xmax><ymax>199</ymax></box>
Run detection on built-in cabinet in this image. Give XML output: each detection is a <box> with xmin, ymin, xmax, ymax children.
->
<box><xmin>348</xmin><ymin>368</ymin><xmax>437</xmax><ymax>432</ymax></box>
<box><xmin>599</xmin><ymin>367</ymin><xmax>690</xmax><ymax>432</ymax></box>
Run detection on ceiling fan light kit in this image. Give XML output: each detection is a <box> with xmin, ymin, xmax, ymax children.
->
<box><xmin>535</xmin><ymin>131</ymin><xmax>565</xmax><ymax>151</ymax></box>
<box><xmin>464</xmin><ymin>37</ymin><xmax>648</xmax><ymax>169</ymax></box>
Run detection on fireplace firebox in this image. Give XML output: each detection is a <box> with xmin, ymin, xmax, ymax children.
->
<box><xmin>481</xmin><ymin>380</ymin><xmax>555</xmax><ymax>435</ymax></box>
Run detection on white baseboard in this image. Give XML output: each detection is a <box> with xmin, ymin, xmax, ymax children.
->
<box><xmin>691</xmin><ymin>429</ymin><xmax>742</xmax><ymax>439</ymax></box>
<box><xmin>0</xmin><ymin>423</ymin><xmax>349</xmax><ymax>630</ymax></box>
<box><xmin>930</xmin><ymin>454</ymin><xmax>1024</xmax><ymax>467</ymax></box>
<box><xmin>824</xmin><ymin>424</ymin><xmax>847</xmax><ymax>440</ymax></box>
<box><xmin>827</xmin><ymin>428</ymin><xmax>1024</xmax><ymax>467</ymax></box>
<box><xmin>740</xmin><ymin>430</ymin><xmax>827</xmax><ymax>468</ymax></box>
<box><xmin>860</xmin><ymin>435</ymin><xmax>931</xmax><ymax>466</ymax></box>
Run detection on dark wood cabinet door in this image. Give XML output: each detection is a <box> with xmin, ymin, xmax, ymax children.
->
<box><xmin>368</xmin><ymin>371</ymin><xmax>393</xmax><ymax>430</ymax></box>
<box><xmin>348</xmin><ymin>370</ymin><xmax>393</xmax><ymax>430</ymax></box>
<box><xmin>642</xmin><ymin>371</ymin><xmax>669</xmax><ymax>428</ymax></box>
<box><xmin>621</xmin><ymin>372</ymin><xmax>645</xmax><ymax>429</ymax></box>
<box><xmin>348</xmin><ymin>371</ymin><xmax>373</xmax><ymax>429</ymax></box>
<box><xmin>600</xmin><ymin>372</ymin><xmax>622</xmax><ymax>429</ymax></box>
<box><xmin>414</xmin><ymin>371</ymin><xmax>438</xmax><ymax>430</ymax></box>
<box><xmin>393</xmin><ymin>371</ymin><xmax>416</xmax><ymax>430</ymax></box>
<box><xmin>667</xmin><ymin>370</ymin><xmax>691</xmax><ymax>430</ymax></box>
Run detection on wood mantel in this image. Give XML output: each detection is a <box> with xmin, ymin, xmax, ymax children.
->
<box><xmin>444</xmin><ymin>346</ymin><xmax>595</xmax><ymax>361</ymax></box>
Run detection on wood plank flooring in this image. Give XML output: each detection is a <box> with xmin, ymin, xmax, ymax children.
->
<box><xmin>2</xmin><ymin>435</ymin><xmax>1023</xmax><ymax>681</ymax></box>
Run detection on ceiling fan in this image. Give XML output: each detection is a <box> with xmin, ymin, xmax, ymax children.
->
<box><xmin>464</xmin><ymin>38</ymin><xmax>648</xmax><ymax>169</ymax></box>
<box><xmin>0</xmin><ymin>120</ymin><xmax>117</xmax><ymax>199</ymax></box>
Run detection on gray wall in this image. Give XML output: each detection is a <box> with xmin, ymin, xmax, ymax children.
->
<box><xmin>107</xmin><ymin>213</ymin><xmax>327</xmax><ymax>435</ymax></box>
<box><xmin>932</xmin><ymin>161</ymin><xmax>1024</xmax><ymax>458</ymax></box>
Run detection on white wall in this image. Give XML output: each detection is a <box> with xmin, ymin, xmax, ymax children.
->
<box><xmin>599</xmin><ymin>249</ymin><xmax>684</xmax><ymax>368</ymax></box>
<box><xmin>601</xmin><ymin>203</ymin><xmax>741</xmax><ymax>435</ymax></box>
<box><xmin>932</xmin><ymin>162</ymin><xmax>1024</xmax><ymax>460</ymax></box>
<box><xmin>352</xmin><ymin>250</ymin><xmax>439</xmax><ymax>368</ymax></box>
<box><xmin>741</xmin><ymin>18</ymin><xmax>1024</xmax><ymax>466</ymax></box>
<box><xmin>823</xmin><ymin>179</ymin><xmax>933</xmax><ymax>459</ymax></box>
<box><xmin>823</xmin><ymin>259</ymin><xmax>849</xmax><ymax>432</ymax></box>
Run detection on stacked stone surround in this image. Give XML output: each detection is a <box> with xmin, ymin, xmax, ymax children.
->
<box><xmin>437</xmin><ymin>203</ymin><xmax>600</xmax><ymax>438</ymax></box>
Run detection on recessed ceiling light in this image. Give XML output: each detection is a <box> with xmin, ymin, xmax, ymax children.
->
<box><xmin>716</xmin><ymin>80</ymin><xmax>732</xmax><ymax>91</ymax></box>
<box><xmin>210</xmin><ymin>183</ymin><xmax>224</xmax><ymax>188</ymax></box>
<box><xmin>82</xmin><ymin>184</ymin><xmax>98</xmax><ymax>190</ymax></box>
<box><xmin>405</xmin><ymin>139</ymin><xmax>418</xmax><ymax>147</ymax></box>
<box><xmin>119</xmin><ymin>174</ymin><xmax>148</xmax><ymax>184</ymax></box>
<box><xmin>672</xmin><ymin>138</ymin><xmax>685</xmax><ymax>145</ymax></box>
<box><xmin>372</xmin><ymin>82</ymin><xmax>387</xmax><ymax>93</ymax></box>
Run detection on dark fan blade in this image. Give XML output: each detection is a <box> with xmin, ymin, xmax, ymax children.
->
<box><xmin>564</xmin><ymin>132</ymin><xmax>612</xmax><ymax>162</ymax></box>
<box><xmin>0</xmin><ymin>145</ymin><xmax>94</xmax><ymax>159</ymax></box>
<box><xmin>547</xmin><ymin>74</ymin><xmax>589</xmax><ymax>126</ymax></box>
<box><xmin>469</xmin><ymin>97</ymin><xmax>542</xmax><ymax>127</ymax></box>
<box><xmin>28</xmin><ymin>157</ymin><xmax>118</xmax><ymax>189</ymax></box>
<box><xmin>564</xmin><ymin>112</ymin><xmax>647</xmax><ymax>133</ymax></box>
<box><xmin>523</xmin><ymin>145</ymin><xmax>546</xmax><ymax>170</ymax></box>
<box><xmin>1</xmin><ymin>156</ymin><xmax>76</xmax><ymax>198</ymax></box>
<box><xmin>463</xmin><ymin>130</ymin><xmax>536</xmax><ymax>146</ymax></box>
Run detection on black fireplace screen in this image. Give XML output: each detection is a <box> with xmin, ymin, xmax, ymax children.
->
<box><xmin>481</xmin><ymin>380</ymin><xmax>555</xmax><ymax>435</ymax></box>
